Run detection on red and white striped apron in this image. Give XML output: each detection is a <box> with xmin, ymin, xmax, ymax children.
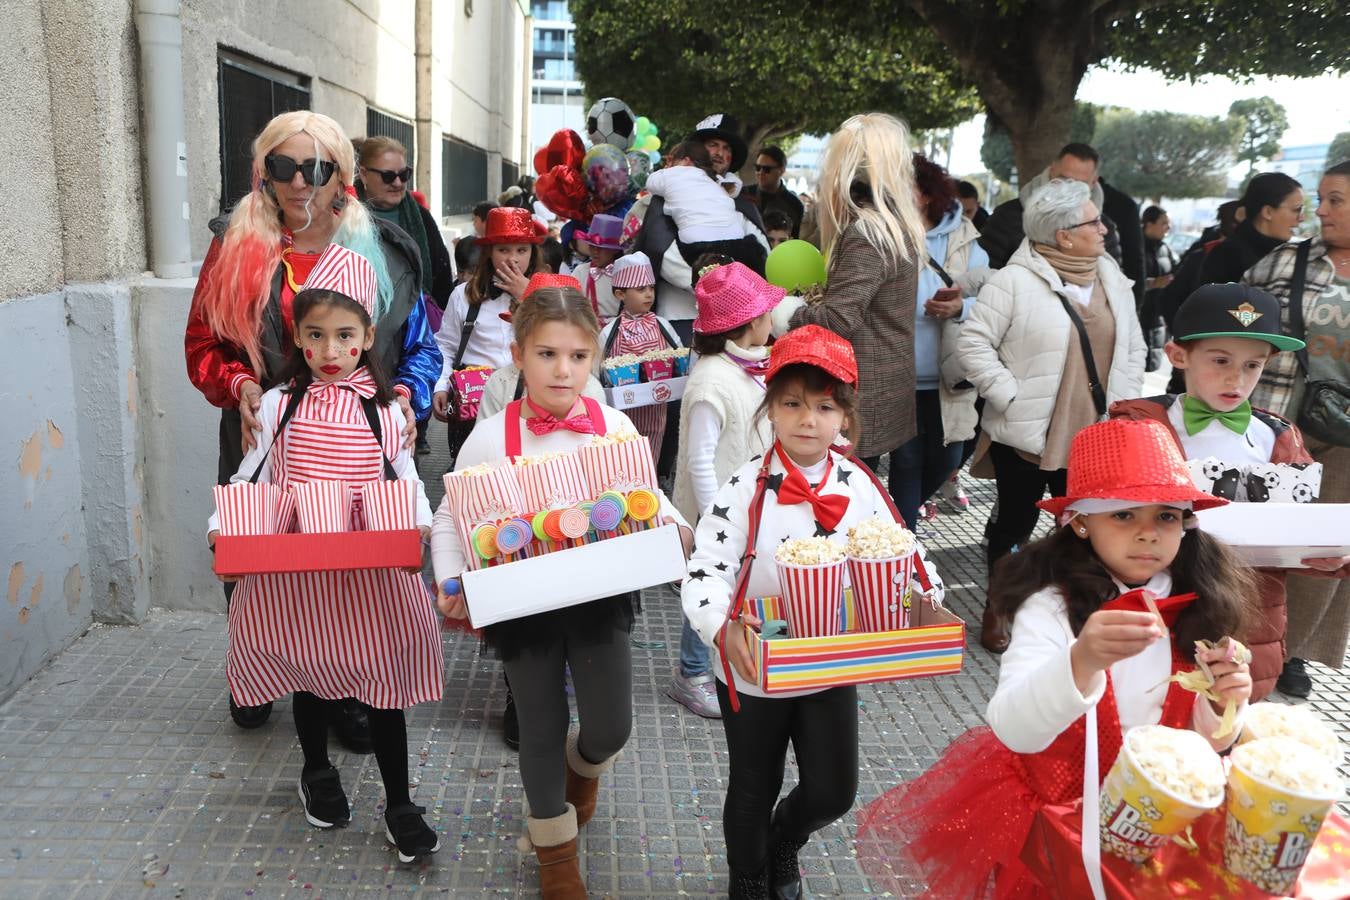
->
<box><xmin>226</xmin><ymin>378</ymin><xmax>443</xmax><ymax>709</ymax></box>
<box><xmin>608</xmin><ymin>313</ymin><xmax>668</xmax><ymax>460</ymax></box>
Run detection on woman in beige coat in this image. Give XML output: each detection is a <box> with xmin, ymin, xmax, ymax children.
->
<box><xmin>957</xmin><ymin>178</ymin><xmax>1145</xmax><ymax>650</ymax></box>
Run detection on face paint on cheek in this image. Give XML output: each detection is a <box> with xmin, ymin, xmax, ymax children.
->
<box><xmin>304</xmin><ymin>349</ymin><xmax>313</xmax><ymax>359</ymax></box>
<box><xmin>350</xmin><ymin>348</ymin><xmax>359</xmax><ymax>357</ymax></box>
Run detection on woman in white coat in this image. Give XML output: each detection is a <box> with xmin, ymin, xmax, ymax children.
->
<box><xmin>958</xmin><ymin>178</ymin><xmax>1145</xmax><ymax>651</ymax></box>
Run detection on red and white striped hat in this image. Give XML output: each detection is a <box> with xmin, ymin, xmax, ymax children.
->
<box><xmin>302</xmin><ymin>244</ymin><xmax>378</xmax><ymax>317</ymax></box>
<box><xmin>611</xmin><ymin>252</ymin><xmax>655</xmax><ymax>289</ymax></box>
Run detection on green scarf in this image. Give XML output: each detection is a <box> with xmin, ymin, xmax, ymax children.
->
<box><xmin>372</xmin><ymin>193</ymin><xmax>433</xmax><ymax>294</ymax></box>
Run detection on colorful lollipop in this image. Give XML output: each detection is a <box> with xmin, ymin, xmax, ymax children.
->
<box><xmin>543</xmin><ymin>509</ymin><xmax>566</xmax><ymax>543</ymax></box>
<box><xmin>626</xmin><ymin>489</ymin><xmax>659</xmax><ymax>523</ymax></box>
<box><xmin>495</xmin><ymin>518</ymin><xmax>533</xmax><ymax>556</ymax></box>
<box><xmin>473</xmin><ymin>523</ymin><xmax>499</xmax><ymax>561</ymax></box>
<box><xmin>589</xmin><ymin>495</ymin><xmax>625</xmax><ymax>532</ymax></box>
<box><xmin>532</xmin><ymin>510</ymin><xmax>552</xmax><ymax>544</ymax></box>
<box><xmin>559</xmin><ymin>506</ymin><xmax>590</xmax><ymax>541</ymax></box>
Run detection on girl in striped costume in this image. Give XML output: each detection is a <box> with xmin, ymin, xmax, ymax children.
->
<box><xmin>208</xmin><ymin>245</ymin><xmax>442</xmax><ymax>863</ymax></box>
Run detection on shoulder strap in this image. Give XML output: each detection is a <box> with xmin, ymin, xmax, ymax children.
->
<box><xmin>512</xmin><ymin>371</ymin><xmax>526</xmax><ymax>400</ymax></box>
<box><xmin>1288</xmin><ymin>239</ymin><xmax>1313</xmax><ymax>373</ymax></box>
<box><xmin>656</xmin><ymin>317</ymin><xmax>680</xmax><ymax>349</ymax></box>
<box><xmin>602</xmin><ymin>319</ymin><xmax>622</xmax><ymax>358</ymax></box>
<box><xmin>926</xmin><ymin>256</ymin><xmax>956</xmax><ymax>288</ymax></box>
<box><xmin>358</xmin><ymin>397</ymin><xmax>399</xmax><ymax>481</ymax></box>
<box><xmin>451</xmin><ymin>301</ymin><xmax>483</xmax><ymax>370</ymax></box>
<box><xmin>504</xmin><ymin>399</ymin><xmax>524</xmax><ymax>458</ymax></box>
<box><xmin>581</xmin><ymin>396</ymin><xmax>607</xmax><ymax>436</ymax></box>
<box><xmin>718</xmin><ymin>453</ymin><xmax>774</xmax><ymax>714</ymax></box>
<box><xmin>1057</xmin><ymin>296</ymin><xmax>1108</xmax><ymax>417</ymax></box>
<box><xmin>248</xmin><ymin>388</ymin><xmax>304</xmax><ymax>484</ymax></box>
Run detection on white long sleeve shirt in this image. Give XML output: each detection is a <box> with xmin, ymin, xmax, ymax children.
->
<box><xmin>645</xmin><ymin>166</ymin><xmax>743</xmax><ymax>243</ymax></box>
<box><xmin>433</xmin><ymin>283</ymin><xmax>516</xmax><ymax>393</ymax></box>
<box><xmin>986</xmin><ymin>571</ymin><xmax>1243</xmax><ymax>755</ymax></box>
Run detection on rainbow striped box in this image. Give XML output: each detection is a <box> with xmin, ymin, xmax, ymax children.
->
<box><xmin>747</xmin><ymin>590</ymin><xmax>965</xmax><ymax>693</ymax></box>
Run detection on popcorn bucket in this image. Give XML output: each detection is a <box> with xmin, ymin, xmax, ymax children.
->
<box><xmin>846</xmin><ymin>553</ymin><xmax>915</xmax><ymax>632</ymax></box>
<box><xmin>442</xmin><ymin>462</ymin><xmax>525</xmax><ymax>526</ymax></box>
<box><xmin>1225</xmin><ymin>738</ymin><xmax>1342</xmax><ymax>894</ymax></box>
<box><xmin>450</xmin><ymin>365</ymin><xmax>493</xmax><ymax>421</ymax></box>
<box><xmin>515</xmin><ymin>454</ymin><xmax>590</xmax><ymax>511</ymax></box>
<box><xmin>293</xmin><ymin>480</ymin><xmax>353</xmax><ymax>533</ymax></box>
<box><xmin>578</xmin><ymin>438</ymin><xmax>659</xmax><ymax>494</ymax></box>
<box><xmin>361</xmin><ymin>480</ymin><xmax>417</xmax><ymax>531</ymax></box>
<box><xmin>274</xmin><ymin>490</ymin><xmax>297</xmax><ymax>534</ymax></box>
<box><xmin>212</xmin><ymin>483</ymin><xmax>284</xmax><ymax>536</ymax></box>
<box><xmin>641</xmin><ymin>358</ymin><xmax>675</xmax><ymax>382</ymax></box>
<box><xmin>606</xmin><ymin>362</ymin><xmax>640</xmax><ymax>386</ymax></box>
<box><xmin>1238</xmin><ymin>703</ymin><xmax>1343</xmax><ymax>766</ymax></box>
<box><xmin>674</xmin><ymin>351</ymin><xmax>691</xmax><ymax>377</ymax></box>
<box><xmin>776</xmin><ymin>560</ymin><xmax>846</xmax><ymax>638</ymax></box>
<box><xmin>1099</xmin><ymin>726</ymin><xmax>1224</xmax><ymax>864</ymax></box>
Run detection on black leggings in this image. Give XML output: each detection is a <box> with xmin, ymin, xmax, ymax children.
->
<box><xmin>715</xmin><ymin>680</ymin><xmax>858</xmax><ymax>875</ymax></box>
<box><xmin>986</xmin><ymin>441</ymin><xmax>1068</xmax><ymax>568</ymax></box>
<box><xmin>292</xmin><ymin>692</ymin><xmax>411</xmax><ymax>808</ymax></box>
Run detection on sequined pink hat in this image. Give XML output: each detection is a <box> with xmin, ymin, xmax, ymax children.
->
<box><xmin>693</xmin><ymin>262</ymin><xmax>785</xmax><ymax>335</ymax></box>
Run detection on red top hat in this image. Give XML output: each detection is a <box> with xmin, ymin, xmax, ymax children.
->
<box><xmin>476</xmin><ymin>207</ymin><xmax>548</xmax><ymax>246</ymax></box>
<box><xmin>766</xmin><ymin>325</ymin><xmax>858</xmax><ymax>386</ymax></box>
<box><xmin>1037</xmin><ymin>419</ymin><xmax>1228</xmax><ymax>521</ymax></box>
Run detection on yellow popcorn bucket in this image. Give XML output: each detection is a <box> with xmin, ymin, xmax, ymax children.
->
<box><xmin>1098</xmin><ymin>726</ymin><xmax>1224</xmax><ymax>864</ymax></box>
<box><xmin>1224</xmin><ymin>738</ymin><xmax>1341</xmax><ymax>895</ymax></box>
<box><xmin>1237</xmin><ymin>702</ymin><xmax>1343</xmax><ymax>767</ymax></box>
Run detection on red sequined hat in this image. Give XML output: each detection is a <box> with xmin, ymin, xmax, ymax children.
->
<box><xmin>500</xmin><ymin>273</ymin><xmax>583</xmax><ymax>321</ymax></box>
<box><xmin>1037</xmin><ymin>419</ymin><xmax>1228</xmax><ymax>520</ymax></box>
<box><xmin>476</xmin><ymin>207</ymin><xmax>548</xmax><ymax>245</ymax></box>
<box><xmin>766</xmin><ymin>325</ymin><xmax>858</xmax><ymax>386</ymax></box>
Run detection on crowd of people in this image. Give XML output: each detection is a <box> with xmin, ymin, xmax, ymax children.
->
<box><xmin>183</xmin><ymin>106</ymin><xmax>1350</xmax><ymax>897</ymax></box>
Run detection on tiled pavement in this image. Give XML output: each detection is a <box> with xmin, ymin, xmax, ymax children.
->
<box><xmin>2</xmin><ymin>419</ymin><xmax>1348</xmax><ymax>898</ymax></box>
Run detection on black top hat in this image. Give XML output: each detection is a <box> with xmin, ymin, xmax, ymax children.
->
<box><xmin>690</xmin><ymin>113</ymin><xmax>749</xmax><ymax>172</ymax></box>
<box><xmin>1172</xmin><ymin>282</ymin><xmax>1305</xmax><ymax>352</ymax></box>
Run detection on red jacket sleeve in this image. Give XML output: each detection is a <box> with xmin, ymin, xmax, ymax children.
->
<box><xmin>185</xmin><ymin>238</ymin><xmax>258</xmax><ymax>408</ymax></box>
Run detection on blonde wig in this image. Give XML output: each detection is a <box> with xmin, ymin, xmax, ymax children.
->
<box><xmin>816</xmin><ymin>113</ymin><xmax>928</xmax><ymax>271</ymax></box>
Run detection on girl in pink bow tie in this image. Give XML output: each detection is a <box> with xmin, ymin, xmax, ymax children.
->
<box><xmin>207</xmin><ymin>244</ymin><xmax>443</xmax><ymax>864</ymax></box>
<box><xmin>429</xmin><ymin>285</ymin><xmax>693</xmax><ymax>897</ymax></box>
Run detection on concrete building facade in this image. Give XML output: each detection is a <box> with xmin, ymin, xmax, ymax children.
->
<box><xmin>0</xmin><ymin>0</ymin><xmax>531</xmax><ymax>699</ymax></box>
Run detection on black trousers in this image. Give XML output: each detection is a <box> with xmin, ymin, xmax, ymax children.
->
<box><xmin>986</xmin><ymin>441</ymin><xmax>1068</xmax><ymax>568</ymax></box>
<box><xmin>715</xmin><ymin>680</ymin><xmax>858</xmax><ymax>875</ymax></box>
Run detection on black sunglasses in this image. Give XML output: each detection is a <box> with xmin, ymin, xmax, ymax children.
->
<box><xmin>364</xmin><ymin>165</ymin><xmax>413</xmax><ymax>185</ymax></box>
<box><xmin>754</xmin><ymin>164</ymin><xmax>781</xmax><ymax>173</ymax></box>
<box><xmin>264</xmin><ymin>154</ymin><xmax>337</xmax><ymax>186</ymax></box>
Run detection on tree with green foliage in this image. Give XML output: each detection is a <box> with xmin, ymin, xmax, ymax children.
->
<box><xmin>906</xmin><ymin>0</ymin><xmax>1348</xmax><ymax>179</ymax></box>
<box><xmin>981</xmin><ymin>103</ymin><xmax>1098</xmax><ymax>184</ymax></box>
<box><xmin>1091</xmin><ymin>107</ymin><xmax>1241</xmax><ymax>201</ymax></box>
<box><xmin>568</xmin><ymin>0</ymin><xmax>980</xmax><ymax>175</ymax></box>
<box><xmin>1228</xmin><ymin>97</ymin><xmax>1289</xmax><ymax>177</ymax></box>
<box><xmin>1327</xmin><ymin>132</ymin><xmax>1350</xmax><ymax>167</ymax></box>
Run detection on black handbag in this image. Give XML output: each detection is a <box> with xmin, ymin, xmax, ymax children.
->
<box><xmin>1287</xmin><ymin>240</ymin><xmax>1350</xmax><ymax>447</ymax></box>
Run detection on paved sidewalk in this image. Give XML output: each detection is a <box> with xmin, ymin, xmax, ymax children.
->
<box><xmin>3</xmin><ymin>437</ymin><xmax>1348</xmax><ymax>897</ymax></box>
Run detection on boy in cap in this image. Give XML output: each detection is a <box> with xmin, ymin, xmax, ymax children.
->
<box><xmin>599</xmin><ymin>252</ymin><xmax>683</xmax><ymax>461</ymax></box>
<box><xmin>1111</xmin><ymin>282</ymin><xmax>1349</xmax><ymax>699</ymax></box>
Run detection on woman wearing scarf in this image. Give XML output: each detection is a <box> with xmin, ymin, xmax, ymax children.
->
<box><xmin>957</xmin><ymin>178</ymin><xmax>1145</xmax><ymax>651</ymax></box>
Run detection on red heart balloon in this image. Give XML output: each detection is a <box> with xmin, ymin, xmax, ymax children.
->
<box><xmin>533</xmin><ymin>146</ymin><xmax>549</xmax><ymax>176</ymax></box>
<box><xmin>535</xmin><ymin>164</ymin><xmax>591</xmax><ymax>220</ymax></box>
<box><xmin>541</xmin><ymin>129</ymin><xmax>585</xmax><ymax>172</ymax></box>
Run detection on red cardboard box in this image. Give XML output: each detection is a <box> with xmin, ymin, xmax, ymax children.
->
<box><xmin>1021</xmin><ymin>802</ymin><xmax>1350</xmax><ymax>900</ymax></box>
<box><xmin>214</xmin><ymin>530</ymin><xmax>422</xmax><ymax>576</ymax></box>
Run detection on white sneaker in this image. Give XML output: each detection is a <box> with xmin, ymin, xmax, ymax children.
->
<box><xmin>937</xmin><ymin>476</ymin><xmax>969</xmax><ymax>513</ymax></box>
<box><xmin>665</xmin><ymin>670</ymin><xmax>722</xmax><ymax>718</ymax></box>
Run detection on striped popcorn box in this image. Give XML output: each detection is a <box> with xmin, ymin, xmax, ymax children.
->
<box><xmin>776</xmin><ymin>560</ymin><xmax>846</xmax><ymax>638</ymax></box>
<box><xmin>443</xmin><ymin>461</ymin><xmax>525</xmax><ymax>526</ymax></box>
<box><xmin>361</xmin><ymin>481</ymin><xmax>417</xmax><ymax>531</ymax></box>
<box><xmin>578</xmin><ymin>437</ymin><xmax>658</xmax><ymax>494</ymax></box>
<box><xmin>846</xmin><ymin>553</ymin><xmax>915</xmax><ymax>632</ymax></box>
<box><xmin>273</xmin><ymin>489</ymin><xmax>297</xmax><ymax>534</ymax></box>
<box><xmin>293</xmin><ymin>480</ymin><xmax>353</xmax><ymax>533</ymax></box>
<box><xmin>213</xmin><ymin>483</ymin><xmax>278</xmax><ymax>536</ymax></box>
<box><xmin>516</xmin><ymin>454</ymin><xmax>590</xmax><ymax>511</ymax></box>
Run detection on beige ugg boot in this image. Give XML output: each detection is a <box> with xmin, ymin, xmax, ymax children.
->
<box><xmin>527</xmin><ymin>803</ymin><xmax>587</xmax><ymax>899</ymax></box>
<box><xmin>564</xmin><ymin>727</ymin><xmax>619</xmax><ymax>827</ymax></box>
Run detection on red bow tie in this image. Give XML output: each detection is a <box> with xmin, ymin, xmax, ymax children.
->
<box><xmin>775</xmin><ymin>446</ymin><xmax>849</xmax><ymax>532</ymax></box>
<box><xmin>524</xmin><ymin>397</ymin><xmax>597</xmax><ymax>437</ymax></box>
<box><xmin>1102</xmin><ymin>589</ymin><xmax>1198</xmax><ymax>627</ymax></box>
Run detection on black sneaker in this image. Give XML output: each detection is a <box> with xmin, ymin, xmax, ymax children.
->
<box><xmin>385</xmin><ymin>802</ymin><xmax>439</xmax><ymax>863</ymax></box>
<box><xmin>298</xmin><ymin>766</ymin><xmax>350</xmax><ymax>829</ymax></box>
<box><xmin>502</xmin><ymin>692</ymin><xmax>520</xmax><ymax>751</ymax></box>
<box><xmin>331</xmin><ymin>699</ymin><xmax>374</xmax><ymax>754</ymax></box>
<box><xmin>1277</xmin><ymin>657</ymin><xmax>1313</xmax><ymax>699</ymax></box>
<box><xmin>229</xmin><ymin>695</ymin><xmax>273</xmax><ymax>729</ymax></box>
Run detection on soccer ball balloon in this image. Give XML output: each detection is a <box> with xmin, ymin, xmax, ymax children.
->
<box><xmin>586</xmin><ymin>97</ymin><xmax>636</xmax><ymax>150</ymax></box>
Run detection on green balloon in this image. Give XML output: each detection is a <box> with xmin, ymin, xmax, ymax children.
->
<box><xmin>765</xmin><ymin>240</ymin><xmax>827</xmax><ymax>292</ymax></box>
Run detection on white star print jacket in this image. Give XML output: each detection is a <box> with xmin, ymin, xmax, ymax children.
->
<box><xmin>681</xmin><ymin>448</ymin><xmax>947</xmax><ymax>698</ymax></box>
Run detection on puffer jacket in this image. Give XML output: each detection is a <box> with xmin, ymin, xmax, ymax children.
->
<box><xmin>925</xmin><ymin>208</ymin><xmax>991</xmax><ymax>445</ymax></box>
<box><xmin>956</xmin><ymin>238</ymin><xmax>1145</xmax><ymax>457</ymax></box>
<box><xmin>978</xmin><ymin>167</ymin><xmax>1123</xmax><ymax>270</ymax></box>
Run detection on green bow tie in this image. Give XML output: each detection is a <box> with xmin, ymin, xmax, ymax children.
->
<box><xmin>1181</xmin><ymin>395</ymin><xmax>1251</xmax><ymax>436</ymax></box>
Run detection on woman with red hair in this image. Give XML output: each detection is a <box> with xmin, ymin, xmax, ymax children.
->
<box><xmin>185</xmin><ymin>110</ymin><xmax>441</xmax><ymax>735</ymax></box>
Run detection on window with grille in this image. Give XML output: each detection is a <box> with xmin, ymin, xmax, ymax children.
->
<box><xmin>217</xmin><ymin>50</ymin><xmax>310</xmax><ymax>214</ymax></box>
<box><xmin>442</xmin><ymin>136</ymin><xmax>488</xmax><ymax>219</ymax></box>
<box><xmin>365</xmin><ymin>108</ymin><xmax>416</xmax><ymax>183</ymax></box>
<box><xmin>502</xmin><ymin>159</ymin><xmax>520</xmax><ymax>194</ymax></box>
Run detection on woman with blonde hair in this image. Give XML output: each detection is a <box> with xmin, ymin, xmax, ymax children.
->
<box><xmin>773</xmin><ymin>112</ymin><xmax>929</xmax><ymax>510</ymax></box>
<box><xmin>185</xmin><ymin>110</ymin><xmax>441</xmax><ymax>736</ymax></box>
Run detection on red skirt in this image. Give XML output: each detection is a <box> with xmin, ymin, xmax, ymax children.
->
<box><xmin>855</xmin><ymin>726</ymin><xmax>1048</xmax><ymax>899</ymax></box>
